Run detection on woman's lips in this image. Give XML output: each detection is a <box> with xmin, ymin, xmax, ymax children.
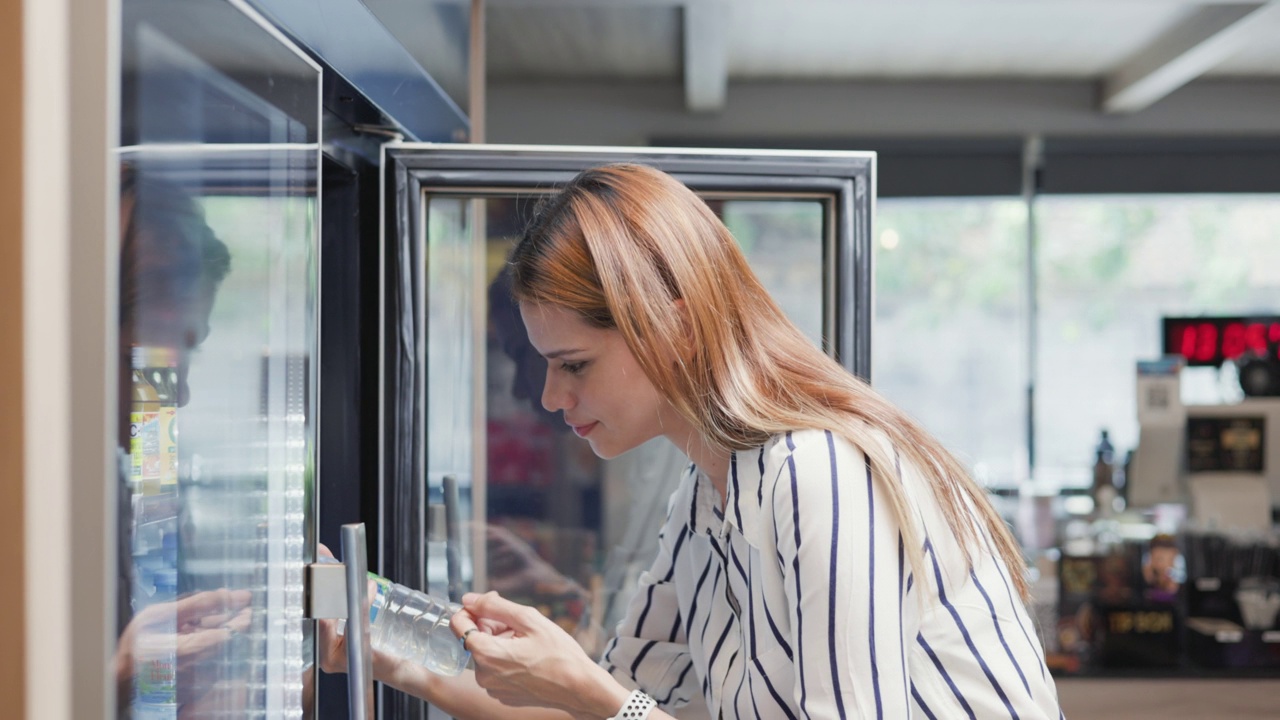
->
<box><xmin>571</xmin><ymin>421</ymin><xmax>598</xmax><ymax>438</ymax></box>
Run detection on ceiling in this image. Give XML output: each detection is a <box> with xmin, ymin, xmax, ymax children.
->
<box><xmin>475</xmin><ymin>1</ymin><xmax>1280</xmax><ymax>113</ymax></box>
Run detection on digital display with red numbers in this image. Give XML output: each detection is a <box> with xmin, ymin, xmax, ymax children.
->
<box><xmin>1162</xmin><ymin>316</ymin><xmax>1280</xmax><ymax>366</ymax></box>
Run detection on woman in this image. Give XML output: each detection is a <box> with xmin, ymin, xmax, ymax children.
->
<box><xmin>321</xmin><ymin>163</ymin><xmax>1063</xmax><ymax>720</ymax></box>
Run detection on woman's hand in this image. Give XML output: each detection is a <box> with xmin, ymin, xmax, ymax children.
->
<box><xmin>113</xmin><ymin>587</ymin><xmax>252</xmax><ymax>711</ymax></box>
<box><xmin>452</xmin><ymin>592</ymin><xmax>628</xmax><ymax>720</ymax></box>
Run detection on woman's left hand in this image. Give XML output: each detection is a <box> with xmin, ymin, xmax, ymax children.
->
<box><xmin>452</xmin><ymin>591</ymin><xmax>627</xmax><ymax>720</ymax></box>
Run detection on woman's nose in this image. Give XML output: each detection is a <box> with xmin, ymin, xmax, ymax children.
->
<box><xmin>540</xmin><ymin>367</ymin><xmax>573</xmax><ymax>413</ymax></box>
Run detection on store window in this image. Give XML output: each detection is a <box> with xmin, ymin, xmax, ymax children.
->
<box><xmin>874</xmin><ymin>194</ymin><xmax>1280</xmax><ymax>494</ymax></box>
<box><xmin>1035</xmin><ymin>195</ymin><xmax>1280</xmax><ymax>488</ymax></box>
<box><xmin>873</xmin><ymin>197</ymin><xmax>1028</xmax><ymax>489</ymax></box>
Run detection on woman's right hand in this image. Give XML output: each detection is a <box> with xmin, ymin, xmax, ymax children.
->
<box><xmin>453</xmin><ymin>592</ymin><xmax>628</xmax><ymax>720</ymax></box>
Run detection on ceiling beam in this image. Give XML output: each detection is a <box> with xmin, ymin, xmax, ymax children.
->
<box><xmin>1102</xmin><ymin>2</ymin><xmax>1280</xmax><ymax>114</ymax></box>
<box><xmin>683</xmin><ymin>1</ymin><xmax>727</xmax><ymax>112</ymax></box>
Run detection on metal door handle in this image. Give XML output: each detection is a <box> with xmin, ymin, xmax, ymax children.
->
<box><xmin>341</xmin><ymin>523</ymin><xmax>373</xmax><ymax>720</ymax></box>
<box><xmin>442</xmin><ymin>475</ymin><xmax>463</xmax><ymax>602</ymax></box>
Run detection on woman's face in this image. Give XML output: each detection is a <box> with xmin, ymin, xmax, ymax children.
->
<box><xmin>520</xmin><ymin>302</ymin><xmax>676</xmax><ymax>459</ymax></box>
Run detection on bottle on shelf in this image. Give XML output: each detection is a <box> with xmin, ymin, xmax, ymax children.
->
<box><xmin>132</xmin><ymin>568</ymin><xmax>178</xmax><ymax>719</ymax></box>
<box><xmin>1091</xmin><ymin>428</ymin><xmax>1118</xmax><ymax>517</ymax></box>
<box><xmin>137</xmin><ymin>346</ymin><xmax>180</xmax><ymax>493</ymax></box>
<box><xmin>339</xmin><ymin>572</ymin><xmax>470</xmax><ymax>676</ymax></box>
<box><xmin>130</xmin><ymin>347</ymin><xmax>163</xmax><ymax>496</ymax></box>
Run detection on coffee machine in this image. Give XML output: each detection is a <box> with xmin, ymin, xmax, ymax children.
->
<box><xmin>1128</xmin><ymin>317</ymin><xmax>1280</xmax><ymax>531</ymax></box>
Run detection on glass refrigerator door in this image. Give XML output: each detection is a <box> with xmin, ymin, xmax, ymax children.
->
<box><xmin>116</xmin><ymin>0</ymin><xmax>321</xmax><ymax>717</ymax></box>
<box><xmin>379</xmin><ymin>146</ymin><xmax>872</xmax><ymax>718</ymax></box>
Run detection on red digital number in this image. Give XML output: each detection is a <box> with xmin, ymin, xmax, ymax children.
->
<box><xmin>1178</xmin><ymin>324</ymin><xmax>1197</xmax><ymax>360</ymax></box>
<box><xmin>1223</xmin><ymin>322</ymin><xmax>1246</xmax><ymax>360</ymax></box>
<box><xmin>1195</xmin><ymin>322</ymin><xmax>1218</xmax><ymax>363</ymax></box>
<box><xmin>1245</xmin><ymin>323</ymin><xmax>1268</xmax><ymax>356</ymax></box>
<box><xmin>1171</xmin><ymin>319</ymin><xmax>1280</xmax><ymax>364</ymax></box>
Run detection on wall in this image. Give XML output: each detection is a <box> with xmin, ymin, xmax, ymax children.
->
<box><xmin>1</xmin><ymin>0</ymin><xmax>26</xmax><ymax>711</ymax></box>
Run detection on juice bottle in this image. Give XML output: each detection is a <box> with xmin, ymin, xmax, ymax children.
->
<box><xmin>142</xmin><ymin>348</ymin><xmax>180</xmax><ymax>493</ymax></box>
<box><xmin>130</xmin><ymin>346</ymin><xmax>162</xmax><ymax>496</ymax></box>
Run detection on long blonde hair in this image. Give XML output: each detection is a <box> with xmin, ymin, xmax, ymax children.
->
<box><xmin>509</xmin><ymin>163</ymin><xmax>1028</xmax><ymax>600</ymax></box>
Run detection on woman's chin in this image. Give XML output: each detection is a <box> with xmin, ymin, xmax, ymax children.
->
<box><xmin>583</xmin><ymin>436</ymin><xmax>626</xmax><ymax>461</ymax></box>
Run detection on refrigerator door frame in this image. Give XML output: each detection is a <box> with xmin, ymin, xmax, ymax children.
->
<box><xmin>377</xmin><ymin>144</ymin><xmax>874</xmax><ymax>719</ymax></box>
<box><xmin>382</xmin><ymin>142</ymin><xmax>876</xmax><ymax>375</ymax></box>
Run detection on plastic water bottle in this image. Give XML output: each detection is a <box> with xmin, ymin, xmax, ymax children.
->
<box><xmin>340</xmin><ymin>573</ymin><xmax>470</xmax><ymax>676</ymax></box>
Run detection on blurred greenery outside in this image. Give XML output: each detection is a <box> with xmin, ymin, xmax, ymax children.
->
<box><xmin>875</xmin><ymin>195</ymin><xmax>1280</xmax><ymax>491</ymax></box>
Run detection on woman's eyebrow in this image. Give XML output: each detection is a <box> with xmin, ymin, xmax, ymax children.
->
<box><xmin>542</xmin><ymin>348</ymin><xmax>586</xmax><ymax>360</ymax></box>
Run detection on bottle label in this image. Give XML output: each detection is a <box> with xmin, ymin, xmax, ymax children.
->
<box><xmin>134</xmin><ymin>648</ymin><xmax>177</xmax><ymax>704</ymax></box>
<box><xmin>130</xmin><ymin>410</ymin><xmax>161</xmax><ymax>488</ymax></box>
<box><xmin>158</xmin><ymin>406</ymin><xmax>178</xmax><ymax>490</ymax></box>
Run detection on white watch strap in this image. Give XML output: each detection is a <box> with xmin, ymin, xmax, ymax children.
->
<box><xmin>608</xmin><ymin>689</ymin><xmax>657</xmax><ymax>720</ymax></box>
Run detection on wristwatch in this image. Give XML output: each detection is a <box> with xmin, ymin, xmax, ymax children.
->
<box><xmin>608</xmin><ymin>689</ymin><xmax>656</xmax><ymax>719</ymax></box>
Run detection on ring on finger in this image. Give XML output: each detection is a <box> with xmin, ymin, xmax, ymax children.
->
<box><xmin>461</xmin><ymin>627</ymin><xmax>479</xmax><ymax>650</ymax></box>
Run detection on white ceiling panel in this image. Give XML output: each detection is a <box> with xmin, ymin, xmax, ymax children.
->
<box><xmin>726</xmin><ymin>3</ymin><xmax>1201</xmax><ymax>78</ymax></box>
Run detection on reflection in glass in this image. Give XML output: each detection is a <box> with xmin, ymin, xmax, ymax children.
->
<box><xmin>117</xmin><ymin>0</ymin><xmax>319</xmax><ymax>716</ymax></box>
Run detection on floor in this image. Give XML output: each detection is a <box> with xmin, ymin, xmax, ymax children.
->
<box><xmin>1056</xmin><ymin>678</ymin><xmax>1280</xmax><ymax>719</ymax></box>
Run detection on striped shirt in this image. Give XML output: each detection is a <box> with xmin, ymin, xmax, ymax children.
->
<box><xmin>599</xmin><ymin>429</ymin><xmax>1063</xmax><ymax>719</ymax></box>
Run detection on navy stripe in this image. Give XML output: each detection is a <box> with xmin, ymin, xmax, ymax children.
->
<box><xmin>629</xmin><ymin>640</ymin><xmax>658</xmax><ymax>677</ymax></box>
<box><xmin>748</xmin><ymin>672</ymin><xmax>763</xmax><ymax>720</ymax></box>
<box><xmin>785</xmin><ymin>432</ymin><xmax>811</xmax><ymax>720</ymax></box>
<box><xmin>770</xmin><ymin>475</ymin><xmax>787</xmax><ymax>568</ymax></box>
<box><xmin>762</xmin><ymin>594</ymin><xmax>794</xmax><ymax>661</ymax></box>
<box><xmin>731</xmin><ymin>452</ymin><xmax>743</xmax><ymax>530</ymax></box>
<box><xmin>700</xmin><ymin>565</ymin><xmax>723</xmax><ymax>644</ymax></box>
<box><xmin>667</xmin><ymin>612</ymin><xmax>681</xmax><ymax>643</ymax></box>
<box><xmin>748</xmin><ymin>545</ymin><xmax>757</xmax><ymax>657</ymax></box>
<box><xmin>733</xmin><ymin>649</ymin><xmax>748</xmax><ymax>718</ymax></box>
<box><xmin>857</xmin><ymin>445</ymin><xmax>878</xmax><ymax>720</ymax></box>
<box><xmin>690</xmin><ymin>474</ymin><xmax>700</xmax><ymax>532</ymax></box>
<box><xmin>709</xmin><ymin>534</ymin><xmax>727</xmax><ymax>565</ymax></box>
<box><xmin>707</xmin><ymin>616</ymin><xmax>734</xmax><ymax>671</ymax></box>
<box><xmin>634</xmin><ymin>584</ymin><xmax>657</xmax><ymax>636</ymax></box>
<box><xmin>757</xmin><ymin>446</ymin><xmax>766</xmax><ymax>505</ymax></box>
<box><xmin>657</xmin><ymin>660</ymin><xmax>696</xmax><ymax>705</ymax></box>
<box><xmin>898</xmin><ymin>533</ymin><xmax>909</xmax><ymax>711</ymax></box>
<box><xmin>662</xmin><ymin>525</ymin><xmax>688</xmax><ymax>582</ymax></box>
<box><xmin>917</xmin><ymin>634</ymin><xmax>977</xmax><ymax>720</ymax></box>
<box><xmin>601</xmin><ymin>638</ymin><xmax>618</xmax><ymax>667</ymax></box>
<box><xmin>753</xmin><ymin>656</ymin><xmax>800</xmax><ymax>720</ymax></box>
<box><xmin>985</xmin><ymin>533</ymin><xmax>1049</xmax><ymax>678</ymax></box>
<box><xmin>685</xmin><ymin>555</ymin><xmax>715</xmax><ymax>638</ymax></box>
<box><xmin>972</xmin><ymin>569</ymin><xmax>1032</xmax><ymax>696</ymax></box>
<box><xmin>911</xmin><ymin>683</ymin><xmax>941</xmax><ymax>720</ymax></box>
<box><xmin>729</xmin><ymin>541</ymin><xmax>749</xmax><ymax>593</ymax></box>
<box><xmin>928</xmin><ymin>542</ymin><xmax>1020</xmax><ymax>720</ymax></box>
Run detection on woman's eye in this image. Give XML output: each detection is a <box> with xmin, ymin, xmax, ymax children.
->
<box><xmin>561</xmin><ymin>361</ymin><xmax>587</xmax><ymax>376</ymax></box>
